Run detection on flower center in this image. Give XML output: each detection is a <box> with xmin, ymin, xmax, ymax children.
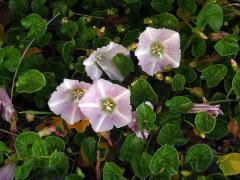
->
<box><xmin>150</xmin><ymin>42</ymin><xmax>164</xmax><ymax>58</ymax></box>
<box><xmin>72</xmin><ymin>88</ymin><xmax>85</xmax><ymax>102</ymax></box>
<box><xmin>96</xmin><ymin>54</ymin><xmax>104</xmax><ymax>61</ymax></box>
<box><xmin>101</xmin><ymin>98</ymin><xmax>116</xmax><ymax>113</ymax></box>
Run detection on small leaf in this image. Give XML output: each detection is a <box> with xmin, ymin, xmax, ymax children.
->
<box><xmin>215</xmin><ymin>34</ymin><xmax>239</xmax><ymax>56</ymax></box>
<box><xmin>0</xmin><ymin>46</ymin><xmax>21</xmax><ymax>72</ymax></box>
<box><xmin>171</xmin><ymin>74</ymin><xmax>185</xmax><ymax>92</ymax></box>
<box><xmin>44</xmin><ymin>136</ymin><xmax>65</xmax><ymax>153</ymax></box>
<box><xmin>103</xmin><ymin>162</ymin><xmax>126</xmax><ymax>180</ymax></box>
<box><xmin>185</xmin><ymin>144</ymin><xmax>213</xmax><ymax>172</ymax></box>
<box><xmin>131</xmin><ymin>152</ymin><xmax>152</xmax><ymax>178</ymax></box>
<box><xmin>80</xmin><ymin>137</ymin><xmax>97</xmax><ymax>164</ymax></box>
<box><xmin>136</xmin><ymin>103</ymin><xmax>156</xmax><ymax>130</ymax></box>
<box><xmin>120</xmin><ymin>134</ymin><xmax>145</xmax><ymax>162</ymax></box>
<box><xmin>49</xmin><ymin>151</ymin><xmax>69</xmax><ymax>177</ymax></box>
<box><xmin>152</xmin><ymin>13</ymin><xmax>178</xmax><ymax>30</ymax></box>
<box><xmin>232</xmin><ymin>71</ymin><xmax>240</xmax><ymax>98</ymax></box>
<box><xmin>60</xmin><ymin>20</ymin><xmax>78</xmax><ymax>38</ymax></box>
<box><xmin>191</xmin><ymin>35</ymin><xmax>206</xmax><ymax>58</ymax></box>
<box><xmin>150</xmin><ymin>144</ymin><xmax>179</xmax><ymax>175</ymax></box>
<box><xmin>32</xmin><ymin>140</ymin><xmax>48</xmax><ymax>156</ymax></box>
<box><xmin>195</xmin><ymin>112</ymin><xmax>216</xmax><ymax>134</ymax></box>
<box><xmin>21</xmin><ymin>13</ymin><xmax>47</xmax><ymax>39</ymax></box>
<box><xmin>131</xmin><ymin>78</ymin><xmax>158</xmax><ymax>107</ymax></box>
<box><xmin>201</xmin><ymin>64</ymin><xmax>228</xmax><ymax>88</ymax></box>
<box><xmin>217</xmin><ymin>153</ymin><xmax>240</xmax><ymax>176</ymax></box>
<box><xmin>112</xmin><ymin>54</ymin><xmax>135</xmax><ymax>77</ymax></box>
<box><xmin>157</xmin><ymin>123</ymin><xmax>187</xmax><ymax>146</ymax></box>
<box><xmin>15</xmin><ymin>160</ymin><xmax>34</xmax><ymax>180</ymax></box>
<box><xmin>122</xmin><ymin>29</ymin><xmax>140</xmax><ymax>47</ymax></box>
<box><xmin>175</xmin><ymin>65</ymin><xmax>197</xmax><ymax>83</ymax></box>
<box><xmin>166</xmin><ymin>96</ymin><xmax>192</xmax><ymax>113</ymax></box>
<box><xmin>177</xmin><ymin>0</ymin><xmax>197</xmax><ymax>12</ymax></box>
<box><xmin>16</xmin><ymin>69</ymin><xmax>46</xmax><ymax>93</ymax></box>
<box><xmin>151</xmin><ymin>0</ymin><xmax>174</xmax><ymax>13</ymax></box>
<box><xmin>206</xmin><ymin>119</ymin><xmax>228</xmax><ymax>140</ymax></box>
<box><xmin>197</xmin><ymin>3</ymin><xmax>223</xmax><ymax>31</ymax></box>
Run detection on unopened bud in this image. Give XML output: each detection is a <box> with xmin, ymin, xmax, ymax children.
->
<box><xmin>114</xmin><ymin>37</ymin><xmax>121</xmax><ymax>43</ymax></box>
<box><xmin>156</xmin><ymin>105</ymin><xmax>162</xmax><ymax>114</ymax></box>
<box><xmin>128</xmin><ymin>42</ymin><xmax>137</xmax><ymax>51</ymax></box>
<box><xmin>210</xmin><ymin>31</ymin><xmax>229</xmax><ymax>41</ymax></box>
<box><xmin>97</xmin><ymin>26</ymin><xmax>105</xmax><ymax>37</ymax></box>
<box><xmin>164</xmin><ymin>64</ymin><xmax>172</xmax><ymax>72</ymax></box>
<box><xmin>155</xmin><ymin>72</ymin><xmax>164</xmax><ymax>81</ymax></box>
<box><xmin>202</xmin><ymin>97</ymin><xmax>208</xmax><ymax>103</ymax></box>
<box><xmin>26</xmin><ymin>114</ymin><xmax>35</xmax><ymax>122</ymax></box>
<box><xmin>189</xmin><ymin>87</ymin><xmax>203</xmax><ymax>97</ymax></box>
<box><xmin>230</xmin><ymin>59</ymin><xmax>240</xmax><ymax>72</ymax></box>
<box><xmin>181</xmin><ymin>170</ymin><xmax>192</xmax><ymax>177</ymax></box>
<box><xmin>38</xmin><ymin>126</ymin><xmax>56</xmax><ymax>137</ymax></box>
<box><xmin>164</xmin><ymin>76</ymin><xmax>172</xmax><ymax>84</ymax></box>
<box><xmin>189</xmin><ymin>61</ymin><xmax>197</xmax><ymax>68</ymax></box>
<box><xmin>199</xmin><ymin>32</ymin><xmax>208</xmax><ymax>40</ymax></box>
<box><xmin>61</xmin><ymin>17</ymin><xmax>68</xmax><ymax>24</ymax></box>
<box><xmin>143</xmin><ymin>17</ymin><xmax>153</xmax><ymax>25</ymax></box>
<box><xmin>106</xmin><ymin>8</ymin><xmax>117</xmax><ymax>16</ymax></box>
<box><xmin>117</xmin><ymin>25</ymin><xmax>126</xmax><ymax>33</ymax></box>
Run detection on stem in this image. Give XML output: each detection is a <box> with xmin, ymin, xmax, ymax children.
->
<box><xmin>0</xmin><ymin>128</ymin><xmax>17</xmax><ymax>136</ymax></box>
<box><xmin>47</xmin><ymin>13</ymin><xmax>60</xmax><ymax>25</ymax></box>
<box><xmin>226</xmin><ymin>88</ymin><xmax>233</xmax><ymax>99</ymax></box>
<box><xmin>184</xmin><ymin>120</ymin><xmax>195</xmax><ymax>128</ymax></box>
<box><xmin>208</xmin><ymin>99</ymin><xmax>237</xmax><ymax>104</ymax></box>
<box><xmin>72</xmin><ymin>12</ymin><xmax>105</xmax><ymax>19</ymax></box>
<box><xmin>10</xmin><ymin>39</ymin><xmax>35</xmax><ymax>100</ymax></box>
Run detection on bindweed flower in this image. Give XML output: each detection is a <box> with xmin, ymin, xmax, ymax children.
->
<box><xmin>188</xmin><ymin>103</ymin><xmax>223</xmax><ymax>118</ymax></box>
<box><xmin>48</xmin><ymin>79</ymin><xmax>91</xmax><ymax>124</ymax></box>
<box><xmin>79</xmin><ymin>79</ymin><xmax>132</xmax><ymax>132</ymax></box>
<box><xmin>0</xmin><ymin>163</ymin><xmax>15</xmax><ymax>180</ymax></box>
<box><xmin>128</xmin><ymin>112</ymin><xmax>148</xmax><ymax>140</ymax></box>
<box><xmin>135</xmin><ymin>27</ymin><xmax>181</xmax><ymax>76</ymax></box>
<box><xmin>0</xmin><ymin>88</ymin><xmax>16</xmax><ymax>122</ymax></box>
<box><xmin>83</xmin><ymin>42</ymin><xmax>130</xmax><ymax>82</ymax></box>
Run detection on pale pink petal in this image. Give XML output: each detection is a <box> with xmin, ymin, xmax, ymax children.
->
<box><xmin>0</xmin><ymin>163</ymin><xmax>15</xmax><ymax>180</ymax></box>
<box><xmin>0</xmin><ymin>88</ymin><xmax>15</xmax><ymax>122</ymax></box>
<box><xmin>84</xmin><ymin>54</ymin><xmax>103</xmax><ymax>81</ymax></box>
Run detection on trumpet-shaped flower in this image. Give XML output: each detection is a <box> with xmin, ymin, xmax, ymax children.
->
<box><xmin>135</xmin><ymin>27</ymin><xmax>181</xmax><ymax>76</ymax></box>
<box><xmin>128</xmin><ymin>112</ymin><xmax>149</xmax><ymax>140</ymax></box>
<box><xmin>188</xmin><ymin>103</ymin><xmax>223</xmax><ymax>118</ymax></box>
<box><xmin>0</xmin><ymin>88</ymin><xmax>16</xmax><ymax>122</ymax></box>
<box><xmin>79</xmin><ymin>79</ymin><xmax>132</xmax><ymax>132</ymax></box>
<box><xmin>48</xmin><ymin>79</ymin><xmax>91</xmax><ymax>124</ymax></box>
<box><xmin>0</xmin><ymin>163</ymin><xmax>16</xmax><ymax>180</ymax></box>
<box><xmin>84</xmin><ymin>42</ymin><xmax>130</xmax><ymax>82</ymax></box>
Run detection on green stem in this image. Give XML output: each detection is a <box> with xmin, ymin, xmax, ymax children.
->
<box><xmin>9</xmin><ymin>155</ymin><xmax>50</xmax><ymax>162</ymax></box>
<box><xmin>208</xmin><ymin>99</ymin><xmax>237</xmax><ymax>104</ymax></box>
<box><xmin>184</xmin><ymin>120</ymin><xmax>195</xmax><ymax>128</ymax></box>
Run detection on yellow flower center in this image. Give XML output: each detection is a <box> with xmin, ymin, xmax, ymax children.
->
<box><xmin>96</xmin><ymin>54</ymin><xmax>104</xmax><ymax>61</ymax></box>
<box><xmin>101</xmin><ymin>98</ymin><xmax>116</xmax><ymax>113</ymax></box>
<box><xmin>150</xmin><ymin>42</ymin><xmax>164</xmax><ymax>58</ymax></box>
<box><xmin>72</xmin><ymin>88</ymin><xmax>85</xmax><ymax>102</ymax></box>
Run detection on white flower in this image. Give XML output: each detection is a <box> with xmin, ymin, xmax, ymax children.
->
<box><xmin>79</xmin><ymin>79</ymin><xmax>132</xmax><ymax>132</ymax></box>
<box><xmin>48</xmin><ymin>79</ymin><xmax>91</xmax><ymax>124</ymax></box>
<box><xmin>84</xmin><ymin>42</ymin><xmax>130</xmax><ymax>82</ymax></box>
<box><xmin>135</xmin><ymin>27</ymin><xmax>181</xmax><ymax>76</ymax></box>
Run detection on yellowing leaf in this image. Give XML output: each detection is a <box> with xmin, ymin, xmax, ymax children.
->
<box><xmin>67</xmin><ymin>119</ymin><xmax>89</xmax><ymax>133</ymax></box>
<box><xmin>99</xmin><ymin>143</ymin><xmax>109</xmax><ymax>162</ymax></box>
<box><xmin>217</xmin><ymin>153</ymin><xmax>240</xmax><ymax>176</ymax></box>
<box><xmin>24</xmin><ymin>47</ymin><xmax>42</xmax><ymax>57</ymax></box>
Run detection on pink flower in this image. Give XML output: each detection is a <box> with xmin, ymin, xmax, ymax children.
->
<box><xmin>48</xmin><ymin>79</ymin><xmax>91</xmax><ymax>124</ymax></box>
<box><xmin>79</xmin><ymin>79</ymin><xmax>132</xmax><ymax>132</ymax></box>
<box><xmin>0</xmin><ymin>163</ymin><xmax>15</xmax><ymax>180</ymax></box>
<box><xmin>0</xmin><ymin>88</ymin><xmax>16</xmax><ymax>122</ymax></box>
<box><xmin>128</xmin><ymin>112</ymin><xmax>149</xmax><ymax>140</ymax></box>
<box><xmin>188</xmin><ymin>103</ymin><xmax>223</xmax><ymax>118</ymax></box>
<box><xmin>84</xmin><ymin>42</ymin><xmax>130</xmax><ymax>82</ymax></box>
<box><xmin>135</xmin><ymin>27</ymin><xmax>181</xmax><ymax>76</ymax></box>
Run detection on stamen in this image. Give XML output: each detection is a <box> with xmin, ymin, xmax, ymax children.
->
<box><xmin>150</xmin><ymin>41</ymin><xmax>164</xmax><ymax>58</ymax></box>
<box><xmin>72</xmin><ymin>88</ymin><xmax>85</xmax><ymax>102</ymax></box>
<box><xmin>96</xmin><ymin>54</ymin><xmax>104</xmax><ymax>61</ymax></box>
<box><xmin>101</xmin><ymin>98</ymin><xmax>116</xmax><ymax>113</ymax></box>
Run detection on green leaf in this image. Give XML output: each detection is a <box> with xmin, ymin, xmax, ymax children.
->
<box><xmin>0</xmin><ymin>46</ymin><xmax>21</xmax><ymax>72</ymax></box>
<box><xmin>136</xmin><ymin>103</ymin><xmax>156</xmax><ymax>130</ymax></box>
<box><xmin>232</xmin><ymin>71</ymin><xmax>240</xmax><ymax>98</ymax></box>
<box><xmin>15</xmin><ymin>131</ymin><xmax>41</xmax><ymax>157</ymax></box>
<box><xmin>122</xmin><ymin>29</ymin><xmax>140</xmax><ymax>47</ymax></box>
<box><xmin>191</xmin><ymin>35</ymin><xmax>206</xmax><ymax>58</ymax></box>
<box><xmin>185</xmin><ymin>144</ymin><xmax>213</xmax><ymax>172</ymax></box>
<box><xmin>60</xmin><ymin>20</ymin><xmax>78</xmax><ymax>38</ymax></box>
<box><xmin>177</xmin><ymin>0</ymin><xmax>197</xmax><ymax>12</ymax></box>
<box><xmin>152</xmin><ymin>13</ymin><xmax>178</xmax><ymax>30</ymax></box>
<box><xmin>31</xmin><ymin>0</ymin><xmax>49</xmax><ymax>16</ymax></box>
<box><xmin>9</xmin><ymin>0</ymin><xmax>28</xmax><ymax>15</ymax></box>
<box><xmin>112</xmin><ymin>54</ymin><xmax>135</xmax><ymax>77</ymax></box>
<box><xmin>131</xmin><ymin>78</ymin><xmax>158</xmax><ymax>107</ymax></box>
<box><xmin>93</xmin><ymin>37</ymin><xmax>111</xmax><ymax>49</ymax></box>
<box><xmin>16</xmin><ymin>69</ymin><xmax>46</xmax><ymax>93</ymax></box>
<box><xmin>214</xmin><ymin>34</ymin><xmax>239</xmax><ymax>56</ymax></box>
<box><xmin>171</xmin><ymin>74</ymin><xmax>185</xmax><ymax>91</ymax></box>
<box><xmin>32</xmin><ymin>140</ymin><xmax>48</xmax><ymax>156</ymax></box>
<box><xmin>206</xmin><ymin>173</ymin><xmax>228</xmax><ymax>180</ymax></box>
<box><xmin>195</xmin><ymin>112</ymin><xmax>216</xmax><ymax>134</ymax></box>
<box><xmin>201</xmin><ymin>64</ymin><xmax>228</xmax><ymax>88</ymax></box>
<box><xmin>44</xmin><ymin>136</ymin><xmax>65</xmax><ymax>153</ymax></box>
<box><xmin>131</xmin><ymin>152</ymin><xmax>152</xmax><ymax>178</ymax></box>
<box><xmin>166</xmin><ymin>96</ymin><xmax>192</xmax><ymax>113</ymax></box>
<box><xmin>157</xmin><ymin>123</ymin><xmax>187</xmax><ymax>146</ymax></box>
<box><xmin>103</xmin><ymin>162</ymin><xmax>126</xmax><ymax>180</ymax></box>
<box><xmin>151</xmin><ymin>0</ymin><xmax>174</xmax><ymax>13</ymax></box>
<box><xmin>120</xmin><ymin>134</ymin><xmax>145</xmax><ymax>162</ymax></box>
<box><xmin>159</xmin><ymin>112</ymin><xmax>182</xmax><ymax>127</ymax></box>
<box><xmin>175</xmin><ymin>65</ymin><xmax>197</xmax><ymax>83</ymax></box>
<box><xmin>150</xmin><ymin>144</ymin><xmax>179</xmax><ymax>175</ymax></box>
<box><xmin>49</xmin><ymin>151</ymin><xmax>69</xmax><ymax>177</ymax></box>
<box><xmin>81</xmin><ymin>137</ymin><xmax>97</xmax><ymax>164</ymax></box>
<box><xmin>15</xmin><ymin>160</ymin><xmax>34</xmax><ymax>180</ymax></box>
<box><xmin>197</xmin><ymin>3</ymin><xmax>223</xmax><ymax>31</ymax></box>
<box><xmin>61</xmin><ymin>41</ymin><xmax>76</xmax><ymax>65</ymax></box>
<box><xmin>206</xmin><ymin>119</ymin><xmax>228</xmax><ymax>140</ymax></box>
<box><xmin>21</xmin><ymin>13</ymin><xmax>47</xmax><ymax>39</ymax></box>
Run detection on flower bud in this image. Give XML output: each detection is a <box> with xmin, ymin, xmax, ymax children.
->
<box><xmin>143</xmin><ymin>17</ymin><xmax>153</xmax><ymax>25</ymax></box>
<box><xmin>164</xmin><ymin>76</ymin><xmax>172</xmax><ymax>84</ymax></box>
<box><xmin>230</xmin><ymin>59</ymin><xmax>240</xmax><ymax>72</ymax></box>
<box><xmin>155</xmin><ymin>72</ymin><xmax>164</xmax><ymax>81</ymax></box>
